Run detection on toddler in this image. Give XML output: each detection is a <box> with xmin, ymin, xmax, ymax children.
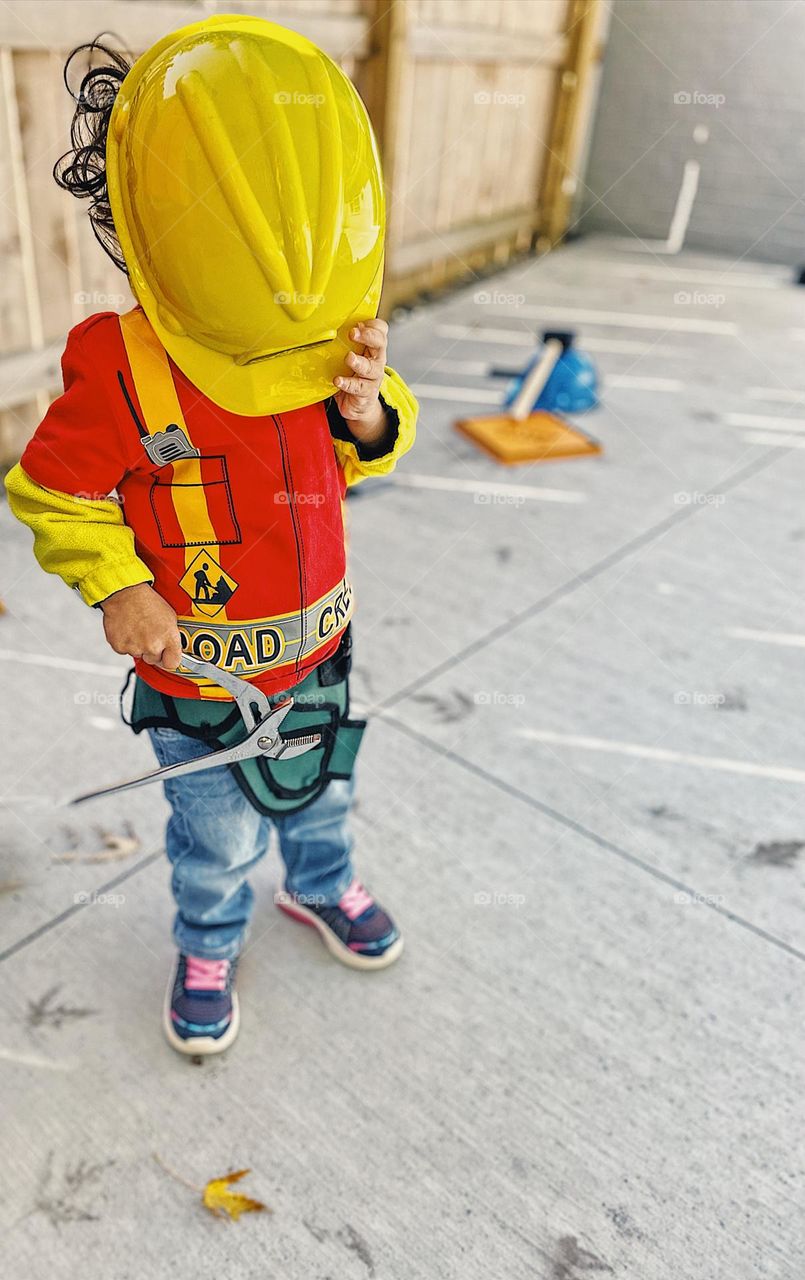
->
<box><xmin>5</xmin><ymin>16</ymin><xmax>417</xmax><ymax>1055</ymax></box>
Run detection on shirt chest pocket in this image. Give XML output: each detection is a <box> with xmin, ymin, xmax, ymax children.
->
<box><xmin>149</xmin><ymin>455</ymin><xmax>242</xmax><ymax>548</ymax></box>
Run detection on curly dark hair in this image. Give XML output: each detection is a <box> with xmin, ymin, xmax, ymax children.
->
<box><xmin>53</xmin><ymin>37</ymin><xmax>132</xmax><ymax>273</ymax></box>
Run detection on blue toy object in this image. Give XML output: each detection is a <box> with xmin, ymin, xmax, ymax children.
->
<box><xmin>503</xmin><ymin>343</ymin><xmax>599</xmax><ymax>415</ymax></box>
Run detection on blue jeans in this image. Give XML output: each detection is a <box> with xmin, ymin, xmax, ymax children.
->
<box><xmin>147</xmin><ymin>726</ymin><xmax>356</xmax><ymax>959</ymax></box>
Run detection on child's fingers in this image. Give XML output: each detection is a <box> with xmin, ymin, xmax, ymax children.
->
<box><xmin>334</xmin><ymin>374</ymin><xmax>375</xmax><ymax>397</ymax></box>
<box><xmin>346</xmin><ymin>350</ymin><xmax>383</xmax><ymax>379</ymax></box>
<box><xmin>350</xmin><ymin>321</ymin><xmax>388</xmax><ymax>355</ymax></box>
<box><xmin>351</xmin><ymin>318</ymin><xmax>388</xmax><ymax>338</ymax></box>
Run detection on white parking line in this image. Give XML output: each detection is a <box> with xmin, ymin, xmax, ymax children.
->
<box><xmin>604</xmin><ymin>263</ymin><xmax>786</xmax><ymax>287</ymax></box>
<box><xmin>519</xmin><ymin>728</ymin><xmax>805</xmax><ymax>784</ymax></box>
<box><xmin>725</xmin><ymin>413</ymin><xmax>805</xmax><ymax>432</ymax></box>
<box><xmin>743</xmin><ymin>432</ymin><xmax>805</xmax><ymax>448</ymax></box>
<box><xmin>608</xmin><ymin>375</ymin><xmax>684</xmax><ymax>391</ymax></box>
<box><xmin>411</xmin><ymin>384</ymin><xmax>500</xmax><ymax>403</ymax></box>
<box><xmin>746</xmin><ymin>387</ymin><xmax>805</xmax><ymax>402</ymax></box>
<box><xmin>428</xmin><ymin>358</ymin><xmax>497</xmax><ymax>376</ymax></box>
<box><xmin>0</xmin><ymin>1047</ymin><xmax>76</xmax><ymax>1072</ymax></box>
<box><xmin>488</xmin><ymin>305</ymin><xmax>738</xmax><ymax>334</ymax></box>
<box><xmin>726</xmin><ymin>627</ymin><xmax>805</xmax><ymax>648</ymax></box>
<box><xmin>582</xmin><ymin>337</ymin><xmax>681</xmax><ymax>355</ymax></box>
<box><xmin>435</xmin><ymin>325</ymin><xmax>683</xmax><ymax>355</ymax></box>
<box><xmin>428</xmin><ymin>358</ymin><xmax>684</xmax><ymax>386</ymax></box>
<box><xmin>412</xmin><ymin>375</ymin><xmax>682</xmax><ymax>403</ymax></box>
<box><xmin>0</xmin><ymin>649</ymin><xmax>126</xmax><ymax>676</ymax></box>
<box><xmin>436</xmin><ymin>324</ymin><xmax>535</xmax><ymax>347</ymax></box>
<box><xmin>391</xmin><ymin>474</ymin><xmax>586</xmax><ymax>503</ymax></box>
<box><xmin>89</xmin><ymin>716</ymin><xmax>118</xmax><ymax>731</ymax></box>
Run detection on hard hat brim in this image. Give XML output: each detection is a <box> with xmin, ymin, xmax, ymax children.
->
<box><xmin>138</xmin><ymin>263</ymin><xmax>383</xmax><ymax>417</ymax></box>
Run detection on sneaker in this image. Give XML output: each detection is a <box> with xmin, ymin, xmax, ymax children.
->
<box><xmin>163</xmin><ymin>953</ymin><xmax>240</xmax><ymax>1056</ymax></box>
<box><xmin>275</xmin><ymin>878</ymin><xmax>403</xmax><ymax>970</ymax></box>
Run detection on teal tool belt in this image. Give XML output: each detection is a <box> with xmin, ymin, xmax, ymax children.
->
<box><xmin>124</xmin><ymin>627</ymin><xmax>366</xmax><ymax>816</ymax></box>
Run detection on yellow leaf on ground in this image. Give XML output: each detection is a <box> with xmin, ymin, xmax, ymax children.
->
<box><xmin>202</xmin><ymin>1169</ymin><xmax>268</xmax><ymax>1221</ymax></box>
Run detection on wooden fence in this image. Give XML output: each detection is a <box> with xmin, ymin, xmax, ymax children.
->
<box><xmin>0</xmin><ymin>0</ymin><xmax>609</xmax><ymax>462</ymax></box>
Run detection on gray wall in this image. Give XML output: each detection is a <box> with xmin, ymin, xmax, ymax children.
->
<box><xmin>579</xmin><ymin>0</ymin><xmax>805</xmax><ymax>264</ymax></box>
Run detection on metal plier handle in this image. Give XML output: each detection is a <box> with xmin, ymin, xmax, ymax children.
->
<box><xmin>69</xmin><ymin>654</ymin><xmax>321</xmax><ymax>806</ymax></box>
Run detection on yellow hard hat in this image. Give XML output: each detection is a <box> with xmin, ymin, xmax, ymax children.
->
<box><xmin>106</xmin><ymin>14</ymin><xmax>385</xmax><ymax>416</ymax></box>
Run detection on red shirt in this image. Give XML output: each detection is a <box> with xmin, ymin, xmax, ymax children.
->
<box><xmin>21</xmin><ymin>311</ymin><xmax>352</xmax><ymax>699</ymax></box>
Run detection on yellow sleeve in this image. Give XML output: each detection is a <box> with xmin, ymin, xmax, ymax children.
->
<box><xmin>332</xmin><ymin>367</ymin><xmax>418</xmax><ymax>487</ymax></box>
<box><xmin>4</xmin><ymin>463</ymin><xmax>154</xmax><ymax>607</ymax></box>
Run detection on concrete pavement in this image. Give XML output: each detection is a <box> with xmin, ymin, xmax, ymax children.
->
<box><xmin>1</xmin><ymin>236</ymin><xmax>803</xmax><ymax>1278</ymax></box>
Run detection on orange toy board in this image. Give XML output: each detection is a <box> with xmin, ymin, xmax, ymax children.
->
<box><xmin>455</xmin><ymin>411</ymin><xmax>601</xmax><ymax>465</ymax></box>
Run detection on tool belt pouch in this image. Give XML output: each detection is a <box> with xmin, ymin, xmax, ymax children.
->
<box><xmin>126</xmin><ymin>628</ymin><xmax>366</xmax><ymax>816</ymax></box>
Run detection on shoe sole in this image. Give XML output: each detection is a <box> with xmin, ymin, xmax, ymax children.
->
<box><xmin>274</xmin><ymin>892</ymin><xmax>404</xmax><ymax>970</ymax></box>
<box><xmin>162</xmin><ymin>982</ymin><xmax>241</xmax><ymax>1057</ymax></box>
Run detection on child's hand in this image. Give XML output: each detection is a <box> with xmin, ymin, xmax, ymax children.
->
<box><xmin>334</xmin><ymin>319</ymin><xmax>391</xmax><ymax>445</ymax></box>
<box><xmin>100</xmin><ymin>583</ymin><xmax>184</xmax><ymax>671</ymax></box>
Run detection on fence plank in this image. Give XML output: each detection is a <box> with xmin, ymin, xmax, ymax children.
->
<box><xmin>0</xmin><ymin>1</ymin><xmax>366</xmax><ymax>58</ymax></box>
<box><xmin>0</xmin><ymin>0</ymin><xmax>608</xmax><ymax>461</ymax></box>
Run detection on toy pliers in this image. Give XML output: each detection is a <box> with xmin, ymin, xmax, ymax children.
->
<box><xmin>70</xmin><ymin>654</ymin><xmax>321</xmax><ymax>806</ymax></box>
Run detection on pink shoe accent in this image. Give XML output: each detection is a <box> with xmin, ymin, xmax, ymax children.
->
<box><xmin>185</xmin><ymin>955</ymin><xmax>229</xmax><ymax>992</ymax></box>
<box><xmin>339</xmin><ymin>879</ymin><xmax>374</xmax><ymax>922</ymax></box>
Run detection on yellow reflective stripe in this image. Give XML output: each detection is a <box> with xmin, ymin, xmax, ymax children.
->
<box><xmin>119</xmin><ymin>310</ymin><xmax>230</xmax><ymax>655</ymax></box>
<box><xmin>119</xmin><ymin>309</ymin><xmax>185</xmax><ymax>427</ymax></box>
<box><xmin>166</xmin><ymin>458</ymin><xmax>219</xmax><ymax>547</ymax></box>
